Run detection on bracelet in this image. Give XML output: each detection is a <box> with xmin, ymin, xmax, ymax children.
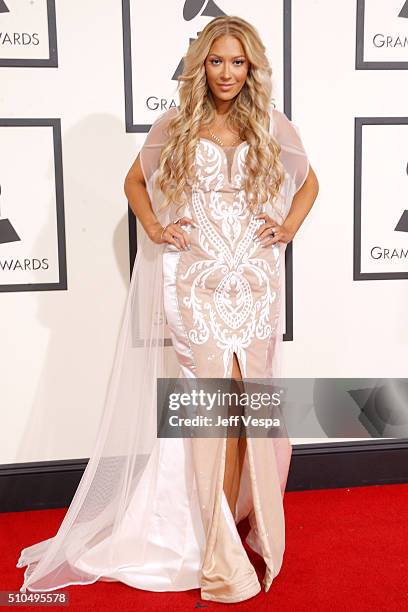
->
<box><xmin>160</xmin><ymin>224</ymin><xmax>168</xmax><ymax>241</ymax></box>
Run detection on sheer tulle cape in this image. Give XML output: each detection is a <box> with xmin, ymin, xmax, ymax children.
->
<box><xmin>16</xmin><ymin>105</ymin><xmax>309</xmax><ymax>593</ymax></box>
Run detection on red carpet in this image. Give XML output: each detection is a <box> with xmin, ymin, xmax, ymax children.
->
<box><xmin>2</xmin><ymin>483</ymin><xmax>408</xmax><ymax>610</ymax></box>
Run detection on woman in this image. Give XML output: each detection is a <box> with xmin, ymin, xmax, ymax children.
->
<box><xmin>16</xmin><ymin>15</ymin><xmax>318</xmax><ymax>604</ymax></box>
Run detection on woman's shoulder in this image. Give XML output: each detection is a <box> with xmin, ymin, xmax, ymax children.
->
<box><xmin>268</xmin><ymin>105</ymin><xmax>303</xmax><ymax>144</ymax></box>
<box><xmin>144</xmin><ymin>106</ymin><xmax>179</xmax><ymax>146</ymax></box>
<box><xmin>268</xmin><ymin>106</ymin><xmax>291</xmax><ymax>132</ymax></box>
<box><xmin>268</xmin><ymin>105</ymin><xmax>283</xmax><ymax>119</ymax></box>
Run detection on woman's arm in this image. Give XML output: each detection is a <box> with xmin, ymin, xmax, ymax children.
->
<box><xmin>255</xmin><ymin>108</ymin><xmax>319</xmax><ymax>246</ymax></box>
<box><xmin>123</xmin><ymin>155</ymin><xmax>191</xmax><ymax>250</ymax></box>
<box><xmin>281</xmin><ymin>163</ymin><xmax>319</xmax><ymax>239</ymax></box>
<box><xmin>124</xmin><ymin>154</ymin><xmax>163</xmax><ymax>242</ymax></box>
<box><xmin>255</xmin><ymin>164</ymin><xmax>319</xmax><ymax>246</ymax></box>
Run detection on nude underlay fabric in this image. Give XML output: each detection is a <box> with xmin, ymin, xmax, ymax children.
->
<box><xmin>223</xmin><ymin>144</ymin><xmax>239</xmax><ymax>183</ymax></box>
<box><xmin>160</xmin><ymin>134</ymin><xmax>290</xmax><ymax>602</ymax></box>
<box><xmin>197</xmin><ymin>140</ymin><xmax>242</xmax><ymax>183</ymax></box>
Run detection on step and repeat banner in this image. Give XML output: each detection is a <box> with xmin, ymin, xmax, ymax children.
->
<box><xmin>1</xmin><ymin>1</ymin><xmax>407</xmax><ymax>463</ymax></box>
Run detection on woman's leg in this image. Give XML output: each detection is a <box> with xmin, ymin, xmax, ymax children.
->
<box><xmin>223</xmin><ymin>353</ymin><xmax>247</xmax><ymax>518</ymax></box>
<box><xmin>193</xmin><ymin>351</ymin><xmax>260</xmax><ymax>603</ymax></box>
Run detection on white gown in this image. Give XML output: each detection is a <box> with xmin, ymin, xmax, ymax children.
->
<box><xmin>16</xmin><ymin>104</ymin><xmax>309</xmax><ymax>603</ymax></box>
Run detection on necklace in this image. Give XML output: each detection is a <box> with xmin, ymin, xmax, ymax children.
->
<box><xmin>207</xmin><ymin>126</ymin><xmax>242</xmax><ymax>147</ymax></box>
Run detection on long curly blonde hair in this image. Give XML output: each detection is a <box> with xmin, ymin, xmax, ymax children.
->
<box><xmin>156</xmin><ymin>15</ymin><xmax>285</xmax><ymax>213</ymax></box>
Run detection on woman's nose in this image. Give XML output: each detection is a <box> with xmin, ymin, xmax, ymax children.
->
<box><xmin>221</xmin><ymin>63</ymin><xmax>231</xmax><ymax>78</ymax></box>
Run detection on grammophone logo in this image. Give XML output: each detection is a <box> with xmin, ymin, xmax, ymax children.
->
<box><xmin>356</xmin><ymin>0</ymin><xmax>408</xmax><ymax>69</ymax></box>
<box><xmin>0</xmin><ymin>119</ymin><xmax>67</xmax><ymax>293</ymax></box>
<box><xmin>0</xmin><ymin>0</ymin><xmax>58</xmax><ymax>67</ymax></box>
<box><xmin>394</xmin><ymin>164</ymin><xmax>408</xmax><ymax>232</ymax></box>
<box><xmin>123</xmin><ymin>0</ymin><xmax>287</xmax><ymax>130</ymax></box>
<box><xmin>398</xmin><ymin>1</ymin><xmax>408</xmax><ymax>18</ymax></box>
<box><xmin>172</xmin><ymin>0</ymin><xmax>226</xmax><ymax>80</ymax></box>
<box><xmin>0</xmin><ymin>184</ymin><xmax>20</xmax><ymax>245</ymax></box>
<box><xmin>123</xmin><ymin>0</ymin><xmax>229</xmax><ymax>132</ymax></box>
<box><xmin>183</xmin><ymin>0</ymin><xmax>225</xmax><ymax>21</ymax></box>
<box><xmin>395</xmin><ymin>209</ymin><xmax>408</xmax><ymax>232</ymax></box>
<box><xmin>354</xmin><ymin>117</ymin><xmax>408</xmax><ymax>280</ymax></box>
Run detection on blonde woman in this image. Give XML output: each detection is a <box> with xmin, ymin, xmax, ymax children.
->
<box><xmin>17</xmin><ymin>15</ymin><xmax>318</xmax><ymax>605</ymax></box>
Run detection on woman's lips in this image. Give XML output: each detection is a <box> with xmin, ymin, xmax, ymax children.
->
<box><xmin>218</xmin><ymin>83</ymin><xmax>234</xmax><ymax>91</ymax></box>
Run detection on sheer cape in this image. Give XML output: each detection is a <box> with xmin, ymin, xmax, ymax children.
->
<box><xmin>16</xmin><ymin>105</ymin><xmax>309</xmax><ymax>593</ymax></box>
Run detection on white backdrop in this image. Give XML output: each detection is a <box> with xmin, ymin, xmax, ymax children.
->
<box><xmin>1</xmin><ymin>0</ymin><xmax>407</xmax><ymax>463</ymax></box>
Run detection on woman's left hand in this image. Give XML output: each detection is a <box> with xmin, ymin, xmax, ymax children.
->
<box><xmin>254</xmin><ymin>213</ymin><xmax>295</xmax><ymax>247</ymax></box>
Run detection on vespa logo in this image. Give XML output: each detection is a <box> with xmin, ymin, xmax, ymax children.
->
<box><xmin>172</xmin><ymin>0</ymin><xmax>226</xmax><ymax>80</ymax></box>
<box><xmin>0</xmin><ymin>0</ymin><xmax>9</xmax><ymax>14</ymax></box>
<box><xmin>398</xmin><ymin>1</ymin><xmax>408</xmax><ymax>18</ymax></box>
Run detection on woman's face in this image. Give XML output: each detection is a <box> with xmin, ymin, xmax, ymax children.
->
<box><xmin>204</xmin><ymin>35</ymin><xmax>249</xmax><ymax>105</ymax></box>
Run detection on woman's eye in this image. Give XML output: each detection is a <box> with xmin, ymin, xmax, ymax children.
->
<box><xmin>210</xmin><ymin>59</ymin><xmax>245</xmax><ymax>66</ymax></box>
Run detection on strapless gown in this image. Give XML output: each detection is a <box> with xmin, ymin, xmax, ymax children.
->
<box><xmin>160</xmin><ymin>137</ymin><xmax>292</xmax><ymax>602</ymax></box>
<box><xmin>16</xmin><ymin>106</ymin><xmax>309</xmax><ymax>604</ymax></box>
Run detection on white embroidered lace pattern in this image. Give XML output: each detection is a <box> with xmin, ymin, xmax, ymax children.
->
<box><xmin>180</xmin><ymin>140</ymin><xmax>280</xmax><ymax>377</ymax></box>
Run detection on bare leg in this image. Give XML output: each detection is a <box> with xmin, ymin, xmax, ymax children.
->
<box><xmin>192</xmin><ymin>353</ymin><xmax>262</xmax><ymax>602</ymax></box>
<box><xmin>223</xmin><ymin>353</ymin><xmax>247</xmax><ymax>517</ymax></box>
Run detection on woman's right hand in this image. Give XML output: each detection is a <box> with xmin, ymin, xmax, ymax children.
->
<box><xmin>149</xmin><ymin>217</ymin><xmax>197</xmax><ymax>251</ymax></box>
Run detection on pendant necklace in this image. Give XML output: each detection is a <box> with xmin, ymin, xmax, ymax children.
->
<box><xmin>208</xmin><ymin>117</ymin><xmax>242</xmax><ymax>147</ymax></box>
